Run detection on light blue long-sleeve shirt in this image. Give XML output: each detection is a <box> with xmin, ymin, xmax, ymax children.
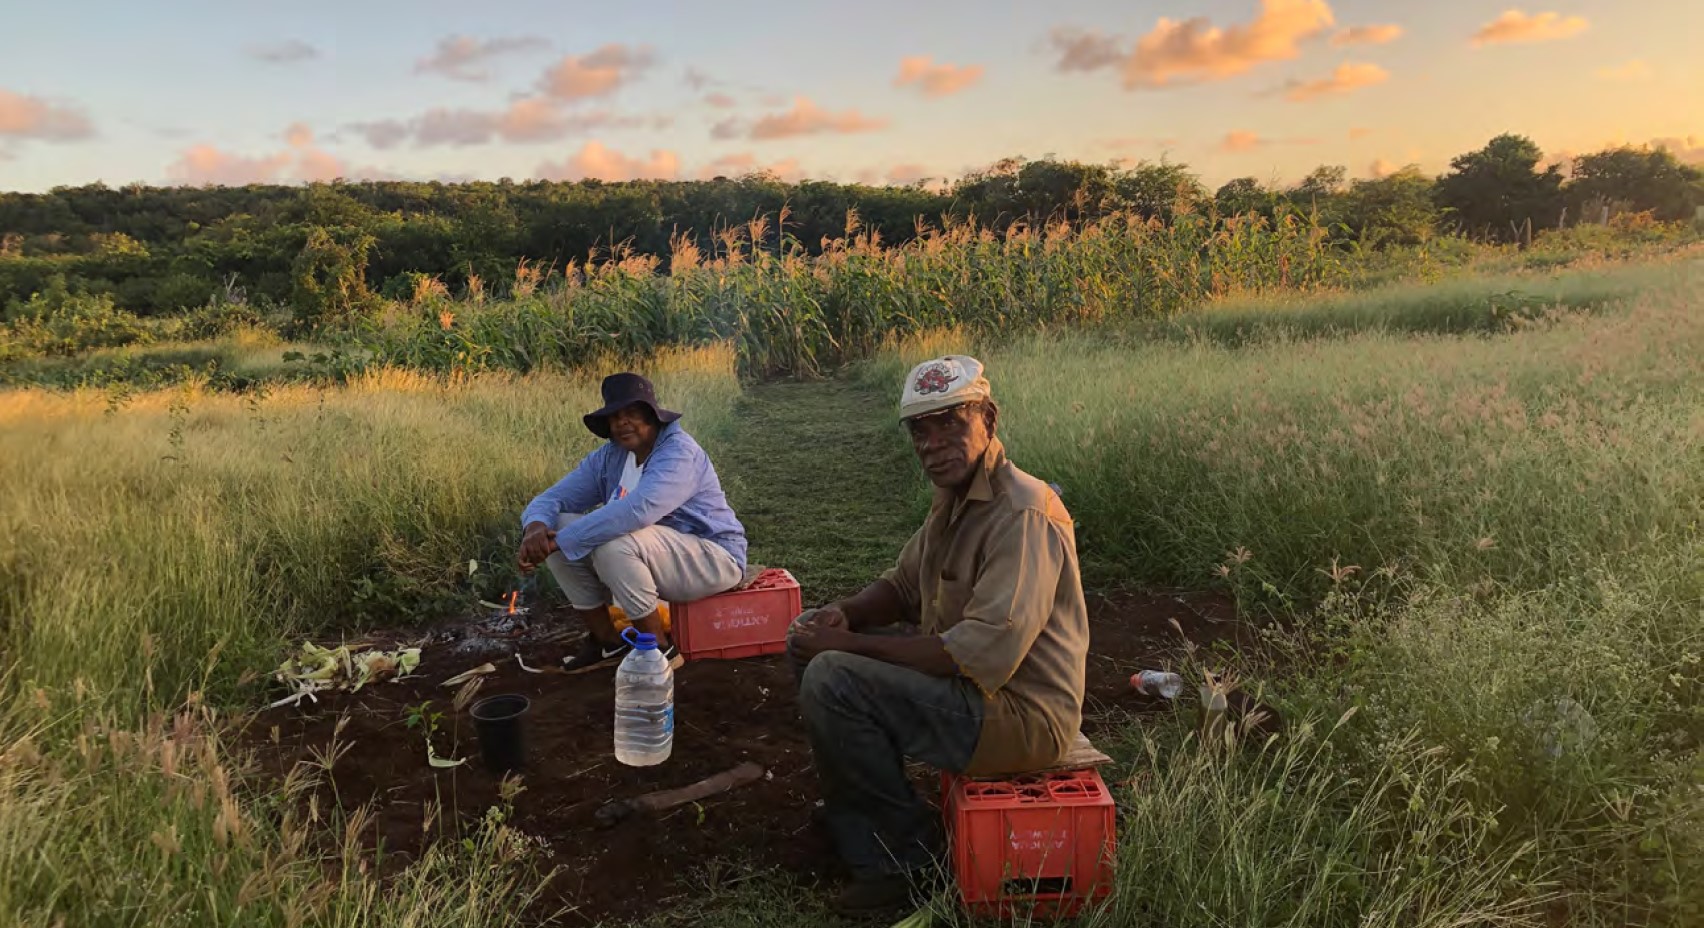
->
<box><xmin>520</xmin><ymin>421</ymin><xmax>748</xmax><ymax>568</ymax></box>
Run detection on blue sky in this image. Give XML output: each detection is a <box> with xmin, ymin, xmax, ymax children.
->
<box><xmin>1</xmin><ymin>0</ymin><xmax>1699</xmax><ymax>191</ymax></box>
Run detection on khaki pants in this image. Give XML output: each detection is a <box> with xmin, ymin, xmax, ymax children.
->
<box><xmin>543</xmin><ymin>513</ymin><xmax>741</xmax><ymax>618</ymax></box>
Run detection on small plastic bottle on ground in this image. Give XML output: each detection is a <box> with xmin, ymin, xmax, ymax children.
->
<box><xmin>614</xmin><ymin>628</ymin><xmax>674</xmax><ymax>766</ymax></box>
<box><xmin>1130</xmin><ymin>670</ymin><xmax>1184</xmax><ymax>699</ymax></box>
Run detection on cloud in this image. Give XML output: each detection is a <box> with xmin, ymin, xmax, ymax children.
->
<box><xmin>1281</xmin><ymin>61</ymin><xmax>1389</xmax><ymax>101</ymax></box>
<box><xmin>346</xmin><ymin>120</ymin><xmax>411</xmax><ymax>149</ymax></box>
<box><xmin>1331</xmin><ymin>24</ymin><xmax>1403</xmax><ymax>47</ymax></box>
<box><xmin>1220</xmin><ymin>130</ymin><xmax>1318</xmax><ymax>153</ymax></box>
<box><xmin>1349</xmin><ymin>126</ymin><xmax>1374</xmax><ymax>140</ymax></box>
<box><xmin>1048</xmin><ymin>28</ymin><xmax>1126</xmax><ymax>72</ymax></box>
<box><xmin>168</xmin><ymin>124</ymin><xmax>361</xmax><ymax>185</ymax></box>
<box><xmin>346</xmin><ymin>100</ymin><xmax>660</xmax><ymax>149</ymax></box>
<box><xmin>851</xmin><ymin>164</ymin><xmax>949</xmax><ymax>188</ymax></box>
<box><xmin>1126</xmin><ymin>0</ymin><xmax>1336</xmax><ymax>87</ymax></box>
<box><xmin>1099</xmin><ymin>136</ymin><xmax>1182</xmax><ymax>150</ymax></box>
<box><xmin>704</xmin><ymin>92</ymin><xmax>738</xmax><ymax>109</ymax></box>
<box><xmin>1596</xmin><ymin>59</ymin><xmax>1653</xmax><ymax>82</ymax></box>
<box><xmin>684</xmin><ymin>67</ymin><xmax>716</xmax><ymax>91</ymax></box>
<box><xmin>1471</xmin><ymin>10</ymin><xmax>1589</xmax><ymax>47</ymax></box>
<box><xmin>248</xmin><ymin>40</ymin><xmax>319</xmax><ymax>64</ymax></box>
<box><xmin>0</xmin><ymin>88</ymin><xmax>94</xmax><ymax>141</ymax></box>
<box><xmin>1368</xmin><ymin>158</ymin><xmax>1399</xmax><ymax>178</ymax></box>
<box><xmin>167</xmin><ymin>146</ymin><xmax>292</xmax><ymax>185</ymax></box>
<box><xmin>1651</xmin><ymin>136</ymin><xmax>1704</xmax><ymax>165</ymax></box>
<box><xmin>416</xmin><ymin>35</ymin><xmax>550</xmax><ymax>82</ymax></box>
<box><xmin>697</xmin><ymin>152</ymin><xmax>804</xmax><ymax>182</ymax></box>
<box><xmin>885</xmin><ymin>163</ymin><xmax>932</xmax><ymax>185</ymax></box>
<box><xmin>716</xmin><ymin>97</ymin><xmax>888</xmax><ymax>141</ymax></box>
<box><xmin>537</xmin><ymin>141</ymin><xmax>679</xmax><ymax>181</ymax></box>
<box><xmin>538</xmin><ymin>44</ymin><xmax>655</xmax><ymax>101</ymax></box>
<box><xmin>894</xmin><ymin>56</ymin><xmax>985</xmax><ymax>97</ymax></box>
<box><xmin>1221</xmin><ymin>130</ymin><xmax>1265</xmax><ymax>153</ymax></box>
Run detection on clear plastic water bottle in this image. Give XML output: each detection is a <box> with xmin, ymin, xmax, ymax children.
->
<box><xmin>614</xmin><ymin>627</ymin><xmax>674</xmax><ymax>766</ymax></box>
<box><xmin>1131</xmin><ymin>670</ymin><xmax>1184</xmax><ymax>699</ymax></box>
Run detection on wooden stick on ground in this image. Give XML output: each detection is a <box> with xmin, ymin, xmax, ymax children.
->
<box><xmin>594</xmin><ymin>761</ymin><xmax>766</xmax><ymax>827</ymax></box>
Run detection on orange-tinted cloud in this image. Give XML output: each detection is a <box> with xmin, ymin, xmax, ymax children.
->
<box><xmin>704</xmin><ymin>92</ymin><xmax>738</xmax><ymax>109</ymax></box>
<box><xmin>537</xmin><ymin>140</ymin><xmax>679</xmax><ymax>182</ymax></box>
<box><xmin>283</xmin><ymin>122</ymin><xmax>314</xmax><ymax>149</ymax></box>
<box><xmin>248</xmin><ymin>40</ymin><xmax>319</xmax><ymax>64</ymax></box>
<box><xmin>1127</xmin><ymin>0</ymin><xmax>1335</xmax><ymax>87</ymax></box>
<box><xmin>347</xmin><ymin>100</ymin><xmax>659</xmax><ymax>148</ymax></box>
<box><xmin>1282</xmin><ymin>61</ymin><xmax>1389</xmax><ymax>101</ymax></box>
<box><xmin>168</xmin><ymin>124</ymin><xmax>352</xmax><ymax>185</ymax></box>
<box><xmin>1222</xmin><ymin>130</ymin><xmax>1264</xmax><ymax>153</ymax></box>
<box><xmin>296</xmin><ymin>151</ymin><xmax>345</xmax><ymax>183</ymax></box>
<box><xmin>416</xmin><ymin>35</ymin><xmax>550</xmax><ymax>82</ymax></box>
<box><xmin>886</xmin><ymin>163</ymin><xmax>932</xmax><ymax>185</ymax></box>
<box><xmin>0</xmin><ymin>88</ymin><xmax>94</xmax><ymax>141</ymax></box>
<box><xmin>1220</xmin><ymin>130</ymin><xmax>1318</xmax><ymax>153</ymax></box>
<box><xmin>697</xmin><ymin>152</ymin><xmax>804</xmax><ymax>182</ymax></box>
<box><xmin>1331</xmin><ymin>24</ymin><xmax>1402</xmax><ymax>47</ymax></box>
<box><xmin>851</xmin><ymin>164</ymin><xmax>948</xmax><ymax>188</ymax></box>
<box><xmin>1472</xmin><ymin>10</ymin><xmax>1589</xmax><ymax>47</ymax></box>
<box><xmin>1595</xmin><ymin>60</ymin><xmax>1652</xmax><ymax>82</ymax></box>
<box><xmin>1368</xmin><ymin>158</ymin><xmax>1399</xmax><ymax>178</ymax></box>
<box><xmin>1652</xmin><ymin>136</ymin><xmax>1704</xmax><ymax>165</ymax></box>
<box><xmin>894</xmin><ymin>57</ymin><xmax>985</xmax><ymax>97</ymax></box>
<box><xmin>538</xmin><ymin>44</ymin><xmax>655</xmax><ymax>101</ymax></box>
<box><xmin>167</xmin><ymin>146</ymin><xmax>293</xmax><ymax>185</ymax></box>
<box><xmin>716</xmin><ymin>97</ymin><xmax>888</xmax><ymax>141</ymax></box>
<box><xmin>1348</xmin><ymin>126</ymin><xmax>1374</xmax><ymax>140</ymax></box>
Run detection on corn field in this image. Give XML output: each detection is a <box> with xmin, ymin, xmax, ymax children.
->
<box><xmin>349</xmin><ymin>208</ymin><xmax>1345</xmax><ymax>379</ymax></box>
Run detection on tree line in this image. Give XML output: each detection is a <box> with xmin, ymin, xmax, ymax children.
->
<box><xmin>1</xmin><ymin>133</ymin><xmax>1699</xmax><ymax>320</ymax></box>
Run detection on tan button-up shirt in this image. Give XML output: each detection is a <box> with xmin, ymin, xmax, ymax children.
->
<box><xmin>882</xmin><ymin>438</ymin><xmax>1089</xmax><ymax>776</ymax></box>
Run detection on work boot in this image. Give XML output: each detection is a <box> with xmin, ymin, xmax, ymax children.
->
<box><xmin>561</xmin><ymin>636</ymin><xmax>629</xmax><ymax>674</ymax></box>
<box><xmin>832</xmin><ymin>873</ymin><xmax>918</xmax><ymax>917</ymax></box>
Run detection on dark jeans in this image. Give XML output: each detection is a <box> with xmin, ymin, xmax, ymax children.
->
<box><xmin>789</xmin><ymin>626</ymin><xmax>984</xmax><ymax>878</ymax></box>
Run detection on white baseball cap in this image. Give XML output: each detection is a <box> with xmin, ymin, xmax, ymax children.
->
<box><xmin>899</xmin><ymin>355</ymin><xmax>992</xmax><ymax>421</ymax></box>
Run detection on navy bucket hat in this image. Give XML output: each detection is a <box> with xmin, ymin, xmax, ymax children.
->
<box><xmin>583</xmin><ymin>372</ymin><xmax>682</xmax><ymax>439</ymax></box>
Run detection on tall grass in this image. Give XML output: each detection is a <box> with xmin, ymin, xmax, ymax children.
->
<box><xmin>1140</xmin><ymin>256</ymin><xmax>1695</xmax><ymax>347</ymax></box>
<box><xmin>0</xmin><ymin>699</ymin><xmax>554</xmax><ymax>927</ymax></box>
<box><xmin>870</xmin><ymin>260</ymin><xmax>1703</xmax><ymax>598</ymax></box>
<box><xmin>0</xmin><ymin>345</ymin><xmax>740</xmax><ymax>713</ymax></box>
<box><xmin>866</xmin><ymin>261</ymin><xmax>1704</xmax><ymax>924</ymax></box>
<box><xmin>0</xmin><ymin>345</ymin><xmax>740</xmax><ymax>928</ymax></box>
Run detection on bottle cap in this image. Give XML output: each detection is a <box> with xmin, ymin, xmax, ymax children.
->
<box><xmin>621</xmin><ymin>626</ymin><xmax>659</xmax><ymax>650</ymax></box>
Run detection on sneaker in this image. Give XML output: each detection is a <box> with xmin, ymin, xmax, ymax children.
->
<box><xmin>661</xmin><ymin>640</ymin><xmax>685</xmax><ymax>670</ymax></box>
<box><xmin>561</xmin><ymin>637</ymin><xmax>630</xmax><ymax>674</ymax></box>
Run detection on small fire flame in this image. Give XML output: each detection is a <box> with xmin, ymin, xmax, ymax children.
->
<box><xmin>506</xmin><ymin>591</ymin><xmax>519</xmax><ymax>615</ymax></box>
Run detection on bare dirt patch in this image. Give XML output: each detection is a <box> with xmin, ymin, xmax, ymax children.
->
<box><xmin>247</xmin><ymin>589</ymin><xmax>1242</xmax><ymax>923</ymax></box>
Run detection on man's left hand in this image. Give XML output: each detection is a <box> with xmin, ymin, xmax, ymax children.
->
<box><xmin>790</xmin><ymin>621</ymin><xmax>858</xmax><ymax>662</ymax></box>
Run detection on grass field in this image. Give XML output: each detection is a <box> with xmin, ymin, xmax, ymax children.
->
<box><xmin>2</xmin><ymin>258</ymin><xmax>1701</xmax><ymax>926</ymax></box>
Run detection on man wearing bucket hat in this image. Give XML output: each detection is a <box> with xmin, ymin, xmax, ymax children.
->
<box><xmin>788</xmin><ymin>355</ymin><xmax>1089</xmax><ymax>914</ymax></box>
<box><xmin>519</xmin><ymin>372</ymin><xmax>747</xmax><ymax>673</ymax></box>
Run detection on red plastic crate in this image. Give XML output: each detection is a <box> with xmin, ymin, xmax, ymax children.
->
<box><xmin>671</xmin><ymin>568</ymin><xmax>801</xmax><ymax>660</ymax></box>
<box><xmin>940</xmin><ymin>767</ymin><xmax>1116</xmax><ymax>917</ymax></box>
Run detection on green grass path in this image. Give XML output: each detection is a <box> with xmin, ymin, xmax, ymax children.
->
<box><xmin>714</xmin><ymin>379</ymin><xmax>924</xmax><ymax>605</ymax></box>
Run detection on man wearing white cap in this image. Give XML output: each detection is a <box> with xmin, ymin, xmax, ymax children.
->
<box><xmin>788</xmin><ymin>355</ymin><xmax>1089</xmax><ymax>914</ymax></box>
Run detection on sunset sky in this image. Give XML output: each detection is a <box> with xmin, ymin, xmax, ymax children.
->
<box><xmin>1</xmin><ymin>0</ymin><xmax>1699</xmax><ymax>193</ymax></box>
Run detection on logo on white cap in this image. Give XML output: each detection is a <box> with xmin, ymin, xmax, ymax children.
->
<box><xmin>913</xmin><ymin>360</ymin><xmax>962</xmax><ymax>396</ymax></box>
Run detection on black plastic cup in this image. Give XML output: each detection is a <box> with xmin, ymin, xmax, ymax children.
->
<box><xmin>470</xmin><ymin>694</ymin><xmax>530</xmax><ymax>775</ymax></box>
